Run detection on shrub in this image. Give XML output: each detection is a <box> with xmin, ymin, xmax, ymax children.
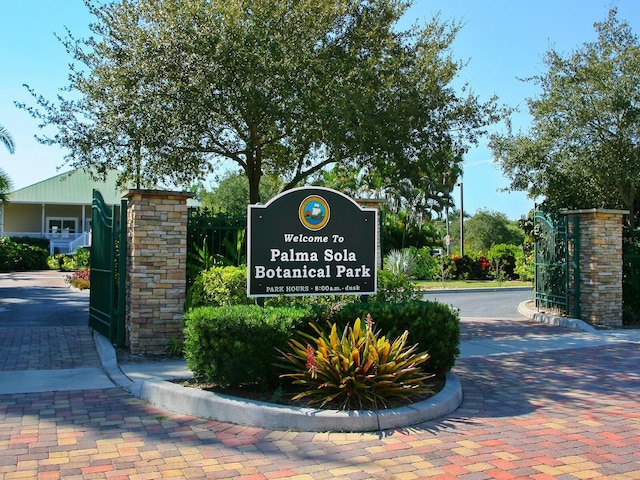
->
<box><xmin>370</xmin><ymin>269</ymin><xmax>422</xmax><ymax>302</ymax></box>
<box><xmin>487</xmin><ymin>243</ymin><xmax>521</xmax><ymax>280</ymax></box>
<box><xmin>187</xmin><ymin>265</ymin><xmax>251</xmax><ymax>308</ymax></box>
<box><xmin>384</xmin><ymin>249</ymin><xmax>417</xmax><ymax>277</ymax></box>
<box><xmin>452</xmin><ymin>255</ymin><xmax>476</xmax><ymax>279</ymax></box>
<box><xmin>515</xmin><ymin>253</ymin><xmax>534</xmax><ymax>282</ymax></box>
<box><xmin>47</xmin><ymin>247</ymin><xmax>91</xmax><ymax>271</ymax></box>
<box><xmin>0</xmin><ymin>237</ymin><xmax>49</xmax><ymax>272</ymax></box>
<box><xmin>9</xmin><ymin>236</ymin><xmax>50</xmax><ymax>250</ymax></box>
<box><xmin>47</xmin><ymin>253</ymin><xmax>66</xmax><ymax>270</ymax></box>
<box><xmin>187</xmin><ymin>240</ymin><xmax>215</xmax><ymax>287</ymax></box>
<box><xmin>65</xmin><ymin>269</ymin><xmax>90</xmax><ymax>290</ymax></box>
<box><xmin>329</xmin><ymin>300</ymin><xmax>460</xmax><ymax>375</ymax></box>
<box><xmin>74</xmin><ymin>247</ymin><xmax>91</xmax><ymax>269</ymax></box>
<box><xmin>476</xmin><ymin>255</ymin><xmax>492</xmax><ymax>279</ymax></box>
<box><xmin>60</xmin><ymin>256</ymin><xmax>77</xmax><ymax>271</ymax></box>
<box><xmin>411</xmin><ymin>247</ymin><xmax>439</xmax><ymax>280</ymax></box>
<box><xmin>264</xmin><ymin>294</ymin><xmax>358</xmax><ymax>314</ymax></box>
<box><xmin>278</xmin><ymin>316</ymin><xmax>432</xmax><ymax>410</ymax></box>
<box><xmin>436</xmin><ymin>255</ymin><xmax>456</xmax><ymax>283</ymax></box>
<box><xmin>183</xmin><ymin>304</ymin><xmax>315</xmax><ymax>387</ymax></box>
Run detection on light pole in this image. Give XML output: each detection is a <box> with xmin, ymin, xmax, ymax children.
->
<box><xmin>442</xmin><ymin>174</ymin><xmax>451</xmax><ymax>257</ymax></box>
<box><xmin>445</xmin><ymin>205</ymin><xmax>450</xmax><ymax>256</ymax></box>
<box><xmin>457</xmin><ymin>182</ymin><xmax>464</xmax><ymax>257</ymax></box>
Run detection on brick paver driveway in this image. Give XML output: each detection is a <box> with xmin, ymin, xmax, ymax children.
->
<box><xmin>1</xmin><ymin>272</ymin><xmax>639</xmax><ymax>479</ymax></box>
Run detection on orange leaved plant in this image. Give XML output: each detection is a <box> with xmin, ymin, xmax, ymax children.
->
<box><xmin>277</xmin><ymin>315</ymin><xmax>432</xmax><ymax>410</ymax></box>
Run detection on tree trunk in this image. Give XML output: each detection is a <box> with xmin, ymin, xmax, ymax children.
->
<box><xmin>246</xmin><ymin>121</ymin><xmax>262</xmax><ymax>204</ymax></box>
<box><xmin>247</xmin><ymin>166</ymin><xmax>261</xmax><ymax>204</ymax></box>
<box><xmin>620</xmin><ymin>182</ymin><xmax>636</xmax><ymax>229</ymax></box>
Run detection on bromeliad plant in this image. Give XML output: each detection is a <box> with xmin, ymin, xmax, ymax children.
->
<box><xmin>64</xmin><ymin>268</ymin><xmax>90</xmax><ymax>290</ymax></box>
<box><xmin>278</xmin><ymin>315</ymin><xmax>433</xmax><ymax>410</ymax></box>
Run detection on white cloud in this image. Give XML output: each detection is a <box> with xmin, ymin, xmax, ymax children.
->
<box><xmin>464</xmin><ymin>158</ymin><xmax>493</xmax><ymax>168</ymax></box>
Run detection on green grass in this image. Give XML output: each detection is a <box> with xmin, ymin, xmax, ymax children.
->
<box><xmin>417</xmin><ymin>279</ymin><xmax>533</xmax><ymax>290</ymax></box>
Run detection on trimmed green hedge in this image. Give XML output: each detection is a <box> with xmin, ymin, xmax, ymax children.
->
<box><xmin>187</xmin><ymin>265</ymin><xmax>252</xmax><ymax>308</ymax></box>
<box><xmin>328</xmin><ymin>300</ymin><xmax>460</xmax><ymax>375</ymax></box>
<box><xmin>183</xmin><ymin>304</ymin><xmax>316</xmax><ymax>387</ymax></box>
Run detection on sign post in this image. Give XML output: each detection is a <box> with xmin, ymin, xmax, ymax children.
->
<box><xmin>247</xmin><ymin>187</ymin><xmax>377</xmax><ymax>297</ymax></box>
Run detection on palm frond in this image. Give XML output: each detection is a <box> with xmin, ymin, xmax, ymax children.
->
<box><xmin>0</xmin><ymin>167</ymin><xmax>13</xmax><ymax>203</ymax></box>
<box><xmin>0</xmin><ymin>125</ymin><xmax>15</xmax><ymax>154</ymax></box>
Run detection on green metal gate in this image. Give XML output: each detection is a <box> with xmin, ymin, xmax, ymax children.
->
<box><xmin>622</xmin><ymin>230</ymin><xmax>640</xmax><ymax>324</ymax></box>
<box><xmin>89</xmin><ymin>189</ymin><xmax>127</xmax><ymax>347</ymax></box>
<box><xmin>533</xmin><ymin>210</ymin><xmax>580</xmax><ymax>317</ymax></box>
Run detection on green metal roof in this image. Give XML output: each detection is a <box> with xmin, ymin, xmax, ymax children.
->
<box><xmin>9</xmin><ymin>169</ymin><xmax>125</xmax><ymax>205</ymax></box>
<box><xmin>9</xmin><ymin>168</ymin><xmax>201</xmax><ymax>207</ymax></box>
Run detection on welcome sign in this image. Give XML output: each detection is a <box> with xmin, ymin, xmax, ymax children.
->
<box><xmin>247</xmin><ymin>187</ymin><xmax>377</xmax><ymax>297</ymax></box>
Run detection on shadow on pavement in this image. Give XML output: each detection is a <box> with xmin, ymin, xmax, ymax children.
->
<box><xmin>0</xmin><ymin>271</ymin><xmax>89</xmax><ymax>327</ymax></box>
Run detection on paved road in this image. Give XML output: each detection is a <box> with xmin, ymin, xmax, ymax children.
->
<box><xmin>423</xmin><ymin>287</ymin><xmax>532</xmax><ymax>318</ymax></box>
<box><xmin>0</xmin><ymin>270</ymin><xmax>97</xmax><ymax>372</ymax></box>
<box><xmin>0</xmin><ymin>270</ymin><xmax>89</xmax><ymax>327</ymax></box>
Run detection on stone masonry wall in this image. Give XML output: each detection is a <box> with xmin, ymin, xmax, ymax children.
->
<box><xmin>124</xmin><ymin>190</ymin><xmax>193</xmax><ymax>355</ymax></box>
<box><xmin>566</xmin><ymin>209</ymin><xmax>627</xmax><ymax>327</ymax></box>
<box><xmin>356</xmin><ymin>198</ymin><xmax>384</xmax><ymax>270</ymax></box>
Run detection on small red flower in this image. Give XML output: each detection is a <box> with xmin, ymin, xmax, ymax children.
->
<box><xmin>365</xmin><ymin>314</ymin><xmax>374</xmax><ymax>331</ymax></box>
<box><xmin>305</xmin><ymin>344</ymin><xmax>318</xmax><ymax>379</ymax></box>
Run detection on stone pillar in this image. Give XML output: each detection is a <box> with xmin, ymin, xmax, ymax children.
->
<box><xmin>124</xmin><ymin>189</ymin><xmax>194</xmax><ymax>355</ymax></box>
<box><xmin>356</xmin><ymin>198</ymin><xmax>384</xmax><ymax>270</ymax></box>
<box><xmin>564</xmin><ymin>209</ymin><xmax>628</xmax><ymax>327</ymax></box>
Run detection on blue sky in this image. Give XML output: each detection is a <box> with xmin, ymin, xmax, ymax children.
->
<box><xmin>1</xmin><ymin>1</ymin><xmax>639</xmax><ymax>219</ymax></box>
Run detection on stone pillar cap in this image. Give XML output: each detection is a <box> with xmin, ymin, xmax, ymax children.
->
<box><xmin>122</xmin><ymin>189</ymin><xmax>195</xmax><ymax>198</ymax></box>
<box><xmin>561</xmin><ymin>208</ymin><xmax>629</xmax><ymax>215</ymax></box>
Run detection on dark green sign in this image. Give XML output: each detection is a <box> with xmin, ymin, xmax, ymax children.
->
<box><xmin>247</xmin><ymin>187</ymin><xmax>377</xmax><ymax>297</ymax></box>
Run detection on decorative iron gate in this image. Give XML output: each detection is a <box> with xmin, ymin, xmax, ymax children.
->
<box><xmin>89</xmin><ymin>189</ymin><xmax>127</xmax><ymax>347</ymax></box>
<box><xmin>622</xmin><ymin>229</ymin><xmax>640</xmax><ymax>324</ymax></box>
<box><xmin>533</xmin><ymin>210</ymin><xmax>580</xmax><ymax>317</ymax></box>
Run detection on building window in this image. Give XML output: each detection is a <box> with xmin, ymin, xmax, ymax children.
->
<box><xmin>47</xmin><ymin>218</ymin><xmax>77</xmax><ymax>237</ymax></box>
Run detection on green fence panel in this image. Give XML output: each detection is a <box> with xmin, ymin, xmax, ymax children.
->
<box><xmin>534</xmin><ymin>210</ymin><xmax>570</xmax><ymax>314</ymax></box>
<box><xmin>187</xmin><ymin>211</ymin><xmax>247</xmax><ymax>283</ymax></box>
<box><xmin>89</xmin><ymin>189</ymin><xmax>127</xmax><ymax>346</ymax></box>
<box><xmin>623</xmin><ymin>230</ymin><xmax>640</xmax><ymax>324</ymax></box>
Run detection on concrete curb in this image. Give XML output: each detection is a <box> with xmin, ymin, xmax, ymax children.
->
<box><xmin>127</xmin><ymin>372</ymin><xmax>462</xmax><ymax>433</ymax></box>
<box><xmin>517</xmin><ymin>301</ymin><xmax>599</xmax><ymax>333</ymax></box>
<box><xmin>93</xmin><ymin>331</ymin><xmax>134</xmax><ymax>389</ymax></box>
<box><xmin>423</xmin><ymin>286</ymin><xmax>533</xmax><ymax>294</ymax></box>
<box><xmin>93</xmin><ymin>331</ymin><xmax>463</xmax><ymax>432</ymax></box>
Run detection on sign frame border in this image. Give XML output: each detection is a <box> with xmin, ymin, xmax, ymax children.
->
<box><xmin>247</xmin><ymin>186</ymin><xmax>379</xmax><ymax>297</ymax></box>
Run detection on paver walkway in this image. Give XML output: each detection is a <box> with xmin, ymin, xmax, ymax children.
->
<box><xmin>1</xmin><ymin>272</ymin><xmax>640</xmax><ymax>479</ymax></box>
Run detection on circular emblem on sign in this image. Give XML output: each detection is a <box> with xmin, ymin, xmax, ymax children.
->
<box><xmin>299</xmin><ymin>195</ymin><xmax>330</xmax><ymax>231</ymax></box>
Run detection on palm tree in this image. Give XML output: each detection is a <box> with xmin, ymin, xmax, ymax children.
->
<box><xmin>0</xmin><ymin>125</ymin><xmax>15</xmax><ymax>155</ymax></box>
<box><xmin>0</xmin><ymin>168</ymin><xmax>11</xmax><ymax>203</ymax></box>
<box><xmin>0</xmin><ymin>124</ymin><xmax>14</xmax><ymax>203</ymax></box>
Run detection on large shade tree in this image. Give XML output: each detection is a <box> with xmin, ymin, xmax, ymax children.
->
<box><xmin>463</xmin><ymin>209</ymin><xmax>524</xmax><ymax>251</ymax></box>
<box><xmin>490</xmin><ymin>9</ymin><xmax>640</xmax><ymax>227</ymax></box>
<box><xmin>197</xmin><ymin>171</ymin><xmax>283</xmax><ymax>216</ymax></box>
<box><xmin>19</xmin><ymin>0</ymin><xmax>501</xmax><ymax>202</ymax></box>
